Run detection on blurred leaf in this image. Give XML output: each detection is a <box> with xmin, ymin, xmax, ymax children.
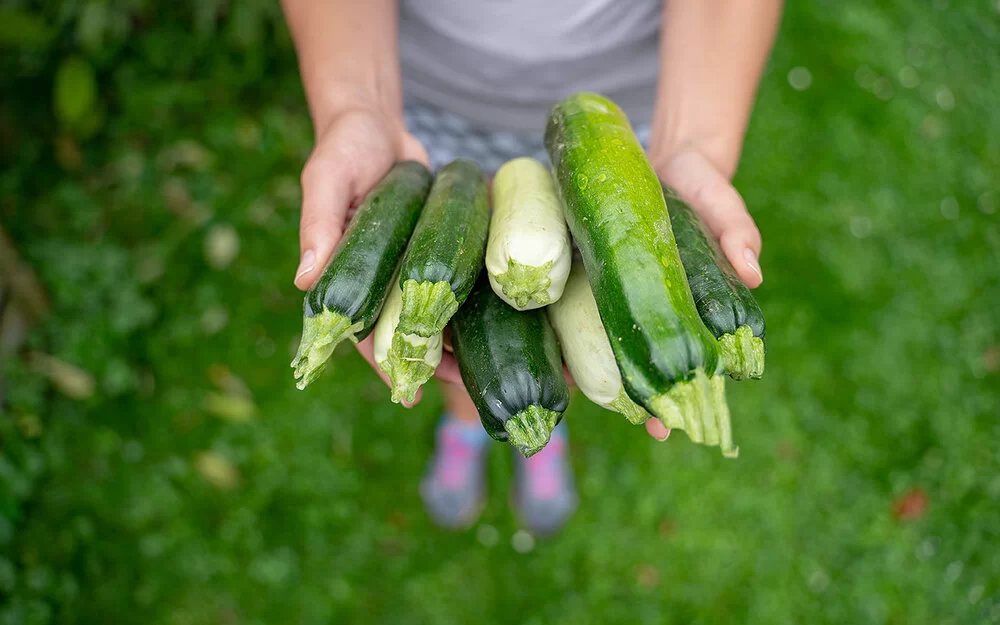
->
<box><xmin>156</xmin><ymin>140</ymin><xmax>215</xmax><ymax>172</ymax></box>
<box><xmin>54</xmin><ymin>56</ymin><xmax>97</xmax><ymax>127</ymax></box>
<box><xmin>76</xmin><ymin>2</ymin><xmax>109</xmax><ymax>54</ymax></box>
<box><xmin>54</xmin><ymin>134</ymin><xmax>83</xmax><ymax>170</ymax></box>
<box><xmin>193</xmin><ymin>451</ymin><xmax>240</xmax><ymax>490</ymax></box>
<box><xmin>203</xmin><ymin>392</ymin><xmax>255</xmax><ymax>423</ymax></box>
<box><xmin>204</xmin><ymin>223</ymin><xmax>240</xmax><ymax>269</ymax></box>
<box><xmin>0</xmin><ymin>8</ymin><xmax>52</xmax><ymax>49</ymax></box>
<box><xmin>16</xmin><ymin>414</ymin><xmax>43</xmax><ymax>440</ymax></box>
<box><xmin>28</xmin><ymin>352</ymin><xmax>96</xmax><ymax>400</ymax></box>
<box><xmin>206</xmin><ymin>364</ymin><xmax>251</xmax><ymax>398</ymax></box>
<box><xmin>892</xmin><ymin>487</ymin><xmax>930</xmax><ymax>522</ymax></box>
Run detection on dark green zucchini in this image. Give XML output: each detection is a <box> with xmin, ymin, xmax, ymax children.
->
<box><xmin>664</xmin><ymin>185</ymin><xmax>766</xmax><ymax>380</ymax></box>
<box><xmin>396</xmin><ymin>159</ymin><xmax>489</xmax><ymax>337</ymax></box>
<box><xmin>450</xmin><ymin>274</ymin><xmax>570</xmax><ymax>458</ymax></box>
<box><xmin>291</xmin><ymin>161</ymin><xmax>432</xmax><ymax>389</ymax></box>
<box><xmin>545</xmin><ymin>92</ymin><xmax>736</xmax><ymax>457</ymax></box>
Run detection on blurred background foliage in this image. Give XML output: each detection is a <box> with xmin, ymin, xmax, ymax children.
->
<box><xmin>1</xmin><ymin>1</ymin><xmax>998</xmax><ymax>624</ymax></box>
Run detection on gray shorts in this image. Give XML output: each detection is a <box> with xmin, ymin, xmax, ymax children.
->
<box><xmin>405</xmin><ymin>103</ymin><xmax>652</xmax><ymax>175</ymax></box>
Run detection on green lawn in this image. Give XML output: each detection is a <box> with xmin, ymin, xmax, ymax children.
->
<box><xmin>2</xmin><ymin>1</ymin><xmax>998</xmax><ymax>623</ymax></box>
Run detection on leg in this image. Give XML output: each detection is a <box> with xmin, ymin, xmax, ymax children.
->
<box><xmin>419</xmin><ymin>382</ymin><xmax>490</xmax><ymax>529</ymax></box>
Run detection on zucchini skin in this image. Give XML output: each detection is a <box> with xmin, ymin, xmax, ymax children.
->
<box><xmin>450</xmin><ymin>274</ymin><xmax>569</xmax><ymax>457</ymax></box>
<box><xmin>666</xmin><ymin>187</ymin><xmax>765</xmax><ymax>339</ymax></box>
<box><xmin>303</xmin><ymin>161</ymin><xmax>432</xmax><ymax>331</ymax></box>
<box><xmin>544</xmin><ymin>93</ymin><xmax>721</xmax><ymax>402</ymax></box>
<box><xmin>399</xmin><ymin>159</ymin><xmax>489</xmax><ymax>304</ymax></box>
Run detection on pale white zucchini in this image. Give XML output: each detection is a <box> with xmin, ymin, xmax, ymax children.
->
<box><xmin>547</xmin><ymin>260</ymin><xmax>652</xmax><ymax>425</ymax></box>
<box><xmin>486</xmin><ymin>157</ymin><xmax>572</xmax><ymax>310</ymax></box>
<box><xmin>374</xmin><ymin>279</ymin><xmax>443</xmax><ymax>404</ymax></box>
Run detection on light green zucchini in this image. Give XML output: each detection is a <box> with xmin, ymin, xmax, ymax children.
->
<box><xmin>486</xmin><ymin>157</ymin><xmax>572</xmax><ymax>310</ymax></box>
<box><xmin>547</xmin><ymin>260</ymin><xmax>653</xmax><ymax>425</ymax></box>
<box><xmin>372</xmin><ymin>277</ymin><xmax>443</xmax><ymax>404</ymax></box>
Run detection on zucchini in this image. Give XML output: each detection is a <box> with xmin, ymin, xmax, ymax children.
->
<box><xmin>545</xmin><ymin>92</ymin><xmax>736</xmax><ymax>457</ymax></box>
<box><xmin>548</xmin><ymin>259</ymin><xmax>652</xmax><ymax>425</ymax></box>
<box><xmin>664</xmin><ymin>185</ymin><xmax>766</xmax><ymax>380</ymax></box>
<box><xmin>450</xmin><ymin>273</ymin><xmax>570</xmax><ymax>457</ymax></box>
<box><xmin>372</xmin><ymin>276</ymin><xmax>443</xmax><ymax>404</ymax></box>
<box><xmin>396</xmin><ymin>159</ymin><xmax>489</xmax><ymax>337</ymax></box>
<box><xmin>486</xmin><ymin>157</ymin><xmax>572</xmax><ymax>310</ymax></box>
<box><xmin>291</xmin><ymin>161</ymin><xmax>432</xmax><ymax>390</ymax></box>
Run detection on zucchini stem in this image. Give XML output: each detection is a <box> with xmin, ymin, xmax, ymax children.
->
<box><xmin>380</xmin><ymin>331</ymin><xmax>440</xmax><ymax>404</ymax></box>
<box><xmin>648</xmin><ymin>368</ymin><xmax>739</xmax><ymax>458</ymax></box>
<box><xmin>609</xmin><ymin>389</ymin><xmax>653</xmax><ymax>425</ymax></box>
<box><xmin>397</xmin><ymin>279</ymin><xmax>459</xmax><ymax>337</ymax></box>
<box><xmin>719</xmin><ymin>325</ymin><xmax>765</xmax><ymax>380</ymax></box>
<box><xmin>503</xmin><ymin>405</ymin><xmax>562</xmax><ymax>458</ymax></box>
<box><xmin>291</xmin><ymin>311</ymin><xmax>364</xmax><ymax>390</ymax></box>
<box><xmin>490</xmin><ymin>258</ymin><xmax>554</xmax><ymax>310</ymax></box>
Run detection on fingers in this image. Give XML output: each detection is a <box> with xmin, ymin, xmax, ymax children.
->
<box><xmin>661</xmin><ymin>151</ymin><xmax>764</xmax><ymax>288</ymax></box>
<box><xmin>432</xmin><ymin>352</ymin><xmax>464</xmax><ymax>386</ymax></box>
<box><xmin>645</xmin><ymin>418</ymin><xmax>671</xmax><ymax>441</ymax></box>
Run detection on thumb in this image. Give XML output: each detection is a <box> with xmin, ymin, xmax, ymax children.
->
<box><xmin>294</xmin><ymin>153</ymin><xmax>353</xmax><ymax>291</ymax></box>
<box><xmin>662</xmin><ymin>151</ymin><xmax>763</xmax><ymax>288</ymax></box>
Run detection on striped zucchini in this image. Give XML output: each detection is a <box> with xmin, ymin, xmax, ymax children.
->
<box><xmin>548</xmin><ymin>259</ymin><xmax>652</xmax><ymax>425</ymax></box>
<box><xmin>396</xmin><ymin>159</ymin><xmax>489</xmax><ymax>338</ymax></box>
<box><xmin>545</xmin><ymin>93</ymin><xmax>736</xmax><ymax>457</ymax></box>
<box><xmin>486</xmin><ymin>157</ymin><xmax>572</xmax><ymax>310</ymax></box>
<box><xmin>665</xmin><ymin>185</ymin><xmax>766</xmax><ymax>380</ymax></box>
<box><xmin>372</xmin><ymin>277</ymin><xmax>443</xmax><ymax>404</ymax></box>
<box><xmin>291</xmin><ymin>161</ymin><xmax>432</xmax><ymax>390</ymax></box>
<box><xmin>450</xmin><ymin>273</ymin><xmax>570</xmax><ymax>457</ymax></box>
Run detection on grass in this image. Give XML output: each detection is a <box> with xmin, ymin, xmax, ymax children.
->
<box><xmin>1</xmin><ymin>1</ymin><xmax>998</xmax><ymax>624</ymax></box>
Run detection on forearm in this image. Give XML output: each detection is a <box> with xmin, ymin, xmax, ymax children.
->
<box><xmin>281</xmin><ymin>0</ymin><xmax>403</xmax><ymax>133</ymax></box>
<box><xmin>650</xmin><ymin>0</ymin><xmax>783</xmax><ymax>178</ymax></box>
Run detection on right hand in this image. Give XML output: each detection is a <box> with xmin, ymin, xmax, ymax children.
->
<box><xmin>292</xmin><ymin>107</ymin><xmax>463</xmax><ymax>403</ymax></box>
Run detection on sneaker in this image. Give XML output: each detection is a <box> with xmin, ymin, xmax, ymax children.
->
<box><xmin>512</xmin><ymin>421</ymin><xmax>578</xmax><ymax>536</ymax></box>
<box><xmin>420</xmin><ymin>415</ymin><xmax>490</xmax><ymax>529</ymax></box>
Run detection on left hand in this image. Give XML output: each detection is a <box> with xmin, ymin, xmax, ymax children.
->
<box><xmin>655</xmin><ymin>149</ymin><xmax>764</xmax><ymax>288</ymax></box>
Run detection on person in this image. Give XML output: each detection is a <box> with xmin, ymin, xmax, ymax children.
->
<box><xmin>282</xmin><ymin>0</ymin><xmax>781</xmax><ymax>534</ymax></box>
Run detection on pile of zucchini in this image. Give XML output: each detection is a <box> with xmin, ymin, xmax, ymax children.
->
<box><xmin>292</xmin><ymin>92</ymin><xmax>766</xmax><ymax>459</ymax></box>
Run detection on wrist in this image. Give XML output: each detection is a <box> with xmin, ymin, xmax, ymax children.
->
<box><xmin>649</xmin><ymin>125</ymin><xmax>743</xmax><ymax>181</ymax></box>
<box><xmin>307</xmin><ymin>79</ymin><xmax>403</xmax><ymax>138</ymax></box>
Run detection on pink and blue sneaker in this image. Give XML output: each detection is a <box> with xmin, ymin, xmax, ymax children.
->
<box><xmin>512</xmin><ymin>420</ymin><xmax>578</xmax><ymax>535</ymax></box>
<box><xmin>420</xmin><ymin>416</ymin><xmax>490</xmax><ymax>529</ymax></box>
<box><xmin>421</xmin><ymin>417</ymin><xmax>578</xmax><ymax>534</ymax></box>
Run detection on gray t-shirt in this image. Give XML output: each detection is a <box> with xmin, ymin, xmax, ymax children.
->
<box><xmin>399</xmin><ymin>0</ymin><xmax>662</xmax><ymax>133</ymax></box>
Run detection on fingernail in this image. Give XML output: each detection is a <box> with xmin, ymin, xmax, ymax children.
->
<box><xmin>743</xmin><ymin>248</ymin><xmax>763</xmax><ymax>283</ymax></box>
<box><xmin>295</xmin><ymin>249</ymin><xmax>316</xmax><ymax>283</ymax></box>
<box><xmin>656</xmin><ymin>428</ymin><xmax>671</xmax><ymax>442</ymax></box>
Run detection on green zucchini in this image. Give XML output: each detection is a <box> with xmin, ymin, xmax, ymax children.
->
<box><xmin>372</xmin><ymin>276</ymin><xmax>443</xmax><ymax>404</ymax></box>
<box><xmin>547</xmin><ymin>259</ymin><xmax>652</xmax><ymax>425</ymax></box>
<box><xmin>450</xmin><ymin>273</ymin><xmax>570</xmax><ymax>458</ymax></box>
<box><xmin>291</xmin><ymin>161</ymin><xmax>432</xmax><ymax>390</ymax></box>
<box><xmin>664</xmin><ymin>185</ymin><xmax>766</xmax><ymax>380</ymax></box>
<box><xmin>396</xmin><ymin>159</ymin><xmax>489</xmax><ymax>337</ymax></box>
<box><xmin>545</xmin><ymin>92</ymin><xmax>736</xmax><ymax>457</ymax></box>
<box><xmin>486</xmin><ymin>157</ymin><xmax>572</xmax><ymax>310</ymax></box>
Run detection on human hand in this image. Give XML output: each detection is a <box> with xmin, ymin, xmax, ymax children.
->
<box><xmin>292</xmin><ymin>107</ymin><xmax>463</xmax><ymax>400</ymax></box>
<box><xmin>655</xmin><ymin>149</ymin><xmax>764</xmax><ymax>288</ymax></box>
